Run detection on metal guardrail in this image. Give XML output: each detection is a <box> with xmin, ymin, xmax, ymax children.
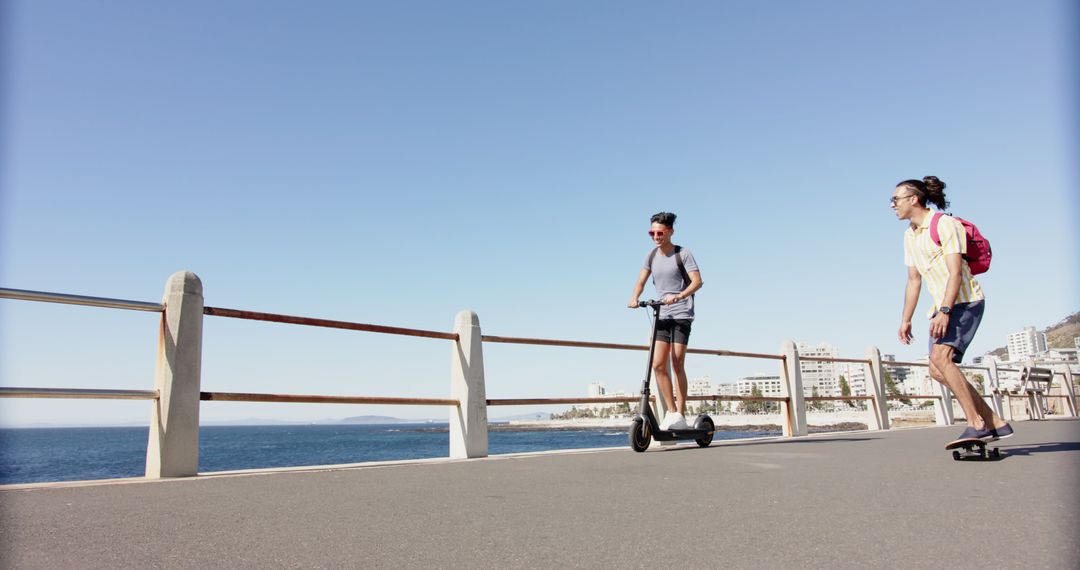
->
<box><xmin>201</xmin><ymin>392</ymin><xmax>458</xmax><ymax>406</ymax></box>
<box><xmin>0</xmin><ymin>287</ymin><xmax>163</xmax><ymax>312</ymax></box>
<box><xmin>482</xmin><ymin>334</ymin><xmax>787</xmax><ymax>362</ymax></box>
<box><xmin>800</xmin><ymin>355</ymin><xmax>870</xmax><ymax>365</ymax></box>
<box><xmin>0</xmin><ymin>387</ymin><xmax>158</xmax><ymax>400</ymax></box>
<box><xmin>203</xmin><ymin>306</ymin><xmax>458</xmax><ymax>341</ymax></box>
<box><xmin>3</xmin><ymin>281</ymin><xmax>1077</xmax><ymax>480</ymax></box>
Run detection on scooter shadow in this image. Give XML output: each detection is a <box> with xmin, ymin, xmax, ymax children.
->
<box><xmin>653</xmin><ymin>436</ymin><xmax>881</xmax><ymax>452</ymax></box>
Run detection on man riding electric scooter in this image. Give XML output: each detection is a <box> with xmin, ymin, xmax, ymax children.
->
<box><xmin>627</xmin><ymin>212</ymin><xmax>711</xmax><ymax>450</ymax></box>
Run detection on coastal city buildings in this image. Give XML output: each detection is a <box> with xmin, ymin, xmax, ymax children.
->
<box><xmin>736</xmin><ymin>375</ymin><xmax>783</xmax><ymax>397</ymax></box>
<box><xmin>579</xmin><ymin>325</ymin><xmax>1078</xmax><ymax>416</ymax></box>
<box><xmin>882</xmin><ymin>354</ymin><xmax>909</xmax><ymax>392</ymax></box>
<box><xmin>797</xmin><ymin>342</ymin><xmax>841</xmax><ymax>399</ymax></box>
<box><xmin>840</xmin><ymin>362</ymin><xmax>868</xmax><ymax>400</ymax></box>
<box><xmin>1007</xmin><ymin>326</ymin><xmax>1048</xmax><ymax>361</ymax></box>
<box><xmin>583</xmin><ymin>383</ymin><xmax>634</xmax><ymax>414</ymax></box>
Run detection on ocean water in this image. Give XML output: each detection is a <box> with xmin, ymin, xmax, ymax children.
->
<box><xmin>0</xmin><ymin>423</ymin><xmax>779</xmax><ymax>485</ymax></box>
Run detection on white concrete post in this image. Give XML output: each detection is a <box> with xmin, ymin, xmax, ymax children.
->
<box><xmin>1058</xmin><ymin>365</ymin><xmax>1078</xmax><ymax>417</ymax></box>
<box><xmin>933</xmin><ymin>382</ymin><xmax>955</xmax><ymax>426</ymax></box>
<box><xmin>780</xmin><ymin>341</ymin><xmax>807</xmax><ymax>437</ymax></box>
<box><xmin>450</xmin><ymin>310</ymin><xmax>488</xmax><ymax>459</ymax></box>
<box><xmin>864</xmin><ymin>347</ymin><xmax>890</xmax><ymax>431</ymax></box>
<box><xmin>987</xmin><ymin>359</ymin><xmax>1004</xmax><ymax>418</ymax></box>
<box><xmin>146</xmin><ymin>271</ymin><xmax>204</xmax><ymax>478</ymax></box>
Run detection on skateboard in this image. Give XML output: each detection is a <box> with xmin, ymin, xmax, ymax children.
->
<box><xmin>945</xmin><ymin>437</ymin><xmax>1001</xmax><ymax>461</ymax></box>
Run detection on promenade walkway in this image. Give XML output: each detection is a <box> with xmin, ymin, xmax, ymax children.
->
<box><xmin>2</xmin><ymin>419</ymin><xmax>1078</xmax><ymax>569</ymax></box>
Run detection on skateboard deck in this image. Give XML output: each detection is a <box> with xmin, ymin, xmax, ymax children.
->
<box><xmin>945</xmin><ymin>437</ymin><xmax>1001</xmax><ymax>461</ymax></box>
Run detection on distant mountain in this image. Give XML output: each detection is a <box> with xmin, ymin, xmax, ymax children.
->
<box><xmin>202</xmin><ymin>418</ymin><xmax>301</xmax><ymax>426</ymax></box>
<box><xmin>337</xmin><ymin>415</ymin><xmax>426</xmax><ymax>424</ymax></box>
<box><xmin>1045</xmin><ymin>312</ymin><xmax>1080</xmax><ymax>349</ymax></box>
<box><xmin>988</xmin><ymin>310</ymin><xmax>1080</xmax><ymax>358</ymax></box>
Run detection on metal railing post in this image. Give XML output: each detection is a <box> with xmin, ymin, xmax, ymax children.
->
<box><xmin>864</xmin><ymin>347</ymin><xmax>891</xmax><ymax>430</ymax></box>
<box><xmin>780</xmin><ymin>341</ymin><xmax>807</xmax><ymax>437</ymax></box>
<box><xmin>450</xmin><ymin>310</ymin><xmax>488</xmax><ymax>459</ymax></box>
<box><xmin>145</xmin><ymin>271</ymin><xmax>204</xmax><ymax>478</ymax></box>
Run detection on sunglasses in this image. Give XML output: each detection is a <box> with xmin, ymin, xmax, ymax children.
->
<box><xmin>647</xmin><ymin>230</ymin><xmax>668</xmax><ymax>237</ymax></box>
<box><xmin>890</xmin><ymin>194</ymin><xmax>915</xmax><ymax>206</ymax></box>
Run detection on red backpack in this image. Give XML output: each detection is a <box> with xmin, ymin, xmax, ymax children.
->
<box><xmin>930</xmin><ymin>212</ymin><xmax>992</xmax><ymax>275</ymax></box>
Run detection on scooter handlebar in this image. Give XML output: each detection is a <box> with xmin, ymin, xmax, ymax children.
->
<box><xmin>638</xmin><ymin>299</ymin><xmax>665</xmax><ymax>308</ymax></box>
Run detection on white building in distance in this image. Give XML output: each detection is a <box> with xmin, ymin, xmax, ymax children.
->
<box><xmin>737</xmin><ymin>375</ymin><xmax>784</xmax><ymax>397</ymax></box>
<box><xmin>797</xmin><ymin>342</ymin><xmax>841</xmax><ymax>397</ymax></box>
<box><xmin>1008</xmin><ymin>326</ymin><xmax>1047</xmax><ymax>361</ymax></box>
<box><xmin>587</xmin><ymin>382</ymin><xmax>606</xmax><ymax>398</ymax></box>
<box><xmin>688</xmin><ymin>376</ymin><xmax>714</xmax><ymax>397</ymax></box>
<box><xmin>902</xmin><ymin>360</ymin><xmax>934</xmax><ymax>395</ymax></box>
<box><xmin>841</xmin><ymin>362</ymin><xmax>868</xmax><ymax>396</ymax></box>
<box><xmin>584</xmin><ymin>382</ymin><xmax>634</xmax><ymax>413</ymax></box>
<box><xmin>881</xmin><ymin>354</ymin><xmax>910</xmax><ymax>391</ymax></box>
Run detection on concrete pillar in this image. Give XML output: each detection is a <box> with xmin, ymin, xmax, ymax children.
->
<box><xmin>933</xmin><ymin>382</ymin><xmax>955</xmax><ymax>426</ymax></box>
<box><xmin>987</xmin><ymin>359</ymin><xmax>1004</xmax><ymax>418</ymax></box>
<box><xmin>1058</xmin><ymin>365</ymin><xmax>1078</xmax><ymax>417</ymax></box>
<box><xmin>145</xmin><ymin>271</ymin><xmax>203</xmax><ymax>478</ymax></box>
<box><xmin>864</xmin><ymin>347</ymin><xmax>891</xmax><ymax>431</ymax></box>
<box><xmin>450</xmin><ymin>310</ymin><xmax>488</xmax><ymax>459</ymax></box>
<box><xmin>780</xmin><ymin>341</ymin><xmax>807</xmax><ymax>437</ymax></box>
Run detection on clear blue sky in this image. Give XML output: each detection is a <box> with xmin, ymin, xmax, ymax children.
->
<box><xmin>1</xmin><ymin>1</ymin><xmax>1076</xmax><ymax>427</ymax></box>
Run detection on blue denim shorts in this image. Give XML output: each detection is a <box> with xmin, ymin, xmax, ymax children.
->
<box><xmin>929</xmin><ymin>300</ymin><xmax>985</xmax><ymax>363</ymax></box>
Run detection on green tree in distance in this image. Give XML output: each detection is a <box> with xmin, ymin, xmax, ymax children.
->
<box><xmin>742</xmin><ymin>385</ymin><xmax>765</xmax><ymax>414</ymax></box>
<box><xmin>809</xmin><ymin>385</ymin><xmax>824</xmax><ymax>411</ymax></box>
<box><xmin>883</xmin><ymin>369</ymin><xmax>911</xmax><ymax>406</ymax></box>
<box><xmin>839</xmin><ymin>375</ymin><xmax>855</xmax><ymax>408</ymax></box>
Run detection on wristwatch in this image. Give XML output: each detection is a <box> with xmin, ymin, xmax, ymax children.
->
<box><xmin>939</xmin><ymin>306</ymin><xmax>951</xmax><ymax>315</ymax></box>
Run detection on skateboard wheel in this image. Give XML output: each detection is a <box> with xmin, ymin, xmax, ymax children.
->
<box><xmin>993</xmin><ymin>448</ymin><xmax>1001</xmax><ymax>458</ymax></box>
<box><xmin>952</xmin><ymin>450</ymin><xmax>960</xmax><ymax>460</ymax></box>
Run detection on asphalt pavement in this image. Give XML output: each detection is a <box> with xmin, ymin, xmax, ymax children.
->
<box><xmin>2</xmin><ymin>419</ymin><xmax>1078</xmax><ymax>569</ymax></box>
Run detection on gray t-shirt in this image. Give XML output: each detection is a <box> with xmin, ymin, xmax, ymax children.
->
<box><xmin>643</xmin><ymin>246</ymin><xmax>699</xmax><ymax>320</ymax></box>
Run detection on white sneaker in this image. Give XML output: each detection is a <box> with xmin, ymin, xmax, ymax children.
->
<box><xmin>660</xmin><ymin>412</ymin><xmax>688</xmax><ymax>431</ymax></box>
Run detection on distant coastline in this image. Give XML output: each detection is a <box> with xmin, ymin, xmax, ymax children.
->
<box><xmin>1</xmin><ymin>410</ymin><xmax>935</xmax><ymax>430</ymax></box>
<box><xmin>500</xmin><ymin>410</ymin><xmax>937</xmax><ymax>432</ymax></box>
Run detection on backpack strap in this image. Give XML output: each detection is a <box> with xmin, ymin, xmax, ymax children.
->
<box><xmin>673</xmin><ymin>245</ymin><xmax>692</xmax><ymax>288</ymax></box>
<box><xmin>929</xmin><ymin>212</ymin><xmax>944</xmax><ymax>247</ymax></box>
<box><xmin>648</xmin><ymin>245</ymin><xmax>693</xmax><ymax>298</ymax></box>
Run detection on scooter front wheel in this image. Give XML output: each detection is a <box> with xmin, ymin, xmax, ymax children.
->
<box><xmin>695</xmin><ymin>416</ymin><xmax>714</xmax><ymax>448</ymax></box>
<box><xmin>629</xmin><ymin>418</ymin><xmax>651</xmax><ymax>452</ymax></box>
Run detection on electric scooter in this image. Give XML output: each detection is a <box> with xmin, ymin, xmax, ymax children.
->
<box><xmin>629</xmin><ymin>300</ymin><xmax>714</xmax><ymax>452</ymax></box>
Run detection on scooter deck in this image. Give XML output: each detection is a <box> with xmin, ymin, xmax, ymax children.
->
<box><xmin>652</xmin><ymin>427</ymin><xmax>713</xmax><ymax>441</ymax></box>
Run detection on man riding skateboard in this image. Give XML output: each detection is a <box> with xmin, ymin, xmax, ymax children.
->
<box><xmin>891</xmin><ymin>176</ymin><xmax>1013</xmax><ymax>445</ymax></box>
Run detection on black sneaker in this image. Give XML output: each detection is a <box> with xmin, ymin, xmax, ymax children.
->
<box><xmin>956</xmin><ymin>426</ymin><xmax>989</xmax><ymax>440</ymax></box>
<box><xmin>990</xmin><ymin>423</ymin><xmax>1014</xmax><ymax>440</ymax></box>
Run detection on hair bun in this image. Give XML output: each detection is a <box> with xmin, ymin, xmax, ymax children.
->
<box><xmin>922</xmin><ymin>176</ymin><xmax>945</xmax><ymax>193</ymax></box>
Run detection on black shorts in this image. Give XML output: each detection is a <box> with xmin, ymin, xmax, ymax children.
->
<box><xmin>655</xmin><ymin>319</ymin><xmax>692</xmax><ymax>345</ymax></box>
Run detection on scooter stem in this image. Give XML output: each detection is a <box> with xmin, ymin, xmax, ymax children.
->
<box><xmin>641</xmin><ymin>303</ymin><xmax>662</xmax><ymax>394</ymax></box>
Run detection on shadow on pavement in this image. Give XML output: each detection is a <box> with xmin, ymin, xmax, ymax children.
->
<box><xmin>993</xmin><ymin>441</ymin><xmax>1080</xmax><ymax>457</ymax></box>
<box><xmin>653</xmin><ymin>436</ymin><xmax>881</xmax><ymax>453</ymax></box>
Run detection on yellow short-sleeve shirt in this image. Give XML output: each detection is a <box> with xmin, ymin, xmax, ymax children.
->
<box><xmin>903</xmin><ymin>212</ymin><xmax>984</xmax><ymax>319</ymax></box>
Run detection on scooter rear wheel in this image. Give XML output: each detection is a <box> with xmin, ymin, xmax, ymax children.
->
<box><xmin>629</xmin><ymin>418</ymin><xmax>651</xmax><ymax>452</ymax></box>
<box><xmin>694</xmin><ymin>416</ymin><xmax>714</xmax><ymax>448</ymax></box>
